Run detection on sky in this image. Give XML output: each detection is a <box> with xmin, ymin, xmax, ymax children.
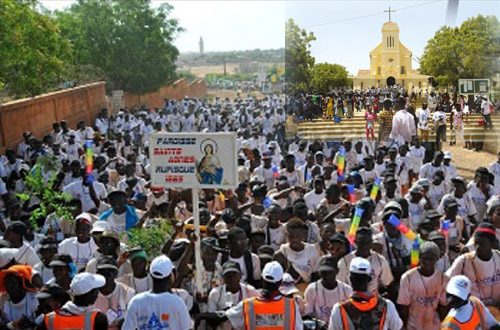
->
<box><xmin>286</xmin><ymin>0</ymin><xmax>500</xmax><ymax>74</ymax></box>
<box><xmin>40</xmin><ymin>0</ymin><xmax>286</xmax><ymax>52</ymax></box>
<box><xmin>40</xmin><ymin>1</ymin><xmax>498</xmax><ymax>74</ymax></box>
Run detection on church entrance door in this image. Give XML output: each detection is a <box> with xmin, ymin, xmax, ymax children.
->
<box><xmin>386</xmin><ymin>76</ymin><xmax>396</xmax><ymax>86</ymax></box>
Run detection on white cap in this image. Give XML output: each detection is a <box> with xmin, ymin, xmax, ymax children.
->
<box><xmin>0</xmin><ymin>248</ymin><xmax>18</xmax><ymax>268</ymax></box>
<box><xmin>446</xmin><ymin>275</ymin><xmax>471</xmax><ymax>301</ymax></box>
<box><xmin>349</xmin><ymin>257</ymin><xmax>372</xmax><ymax>276</ymax></box>
<box><xmin>150</xmin><ymin>255</ymin><xmax>173</xmax><ymax>279</ymax></box>
<box><xmin>444</xmin><ymin>152</ymin><xmax>452</xmax><ymax>160</ymax></box>
<box><xmin>280</xmin><ymin>273</ymin><xmax>299</xmax><ymax>295</ymax></box>
<box><xmin>69</xmin><ymin>272</ymin><xmax>105</xmax><ymax>296</ymax></box>
<box><xmin>91</xmin><ymin>221</ymin><xmax>109</xmax><ymax>234</ymax></box>
<box><xmin>76</xmin><ymin>212</ymin><xmax>93</xmax><ymax>225</ymax></box>
<box><xmin>262</xmin><ymin>261</ymin><xmax>284</xmax><ymax>283</ymax></box>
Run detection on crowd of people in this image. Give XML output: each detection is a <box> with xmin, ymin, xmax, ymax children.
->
<box><xmin>0</xmin><ymin>92</ymin><xmax>498</xmax><ymax>330</ymax></box>
<box><xmin>290</xmin><ymin>87</ymin><xmax>497</xmax><ymax>151</ymax></box>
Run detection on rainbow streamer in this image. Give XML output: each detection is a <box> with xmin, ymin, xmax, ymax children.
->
<box><xmin>411</xmin><ymin>239</ymin><xmax>420</xmax><ymax>268</ymax></box>
<box><xmin>272</xmin><ymin>165</ymin><xmax>280</xmax><ymax>179</ymax></box>
<box><xmin>441</xmin><ymin>220</ymin><xmax>449</xmax><ymax>238</ymax></box>
<box><xmin>387</xmin><ymin>214</ymin><xmax>417</xmax><ymax>241</ymax></box>
<box><xmin>337</xmin><ymin>147</ymin><xmax>346</xmax><ymax>179</ymax></box>
<box><xmin>348</xmin><ymin>207</ymin><xmax>364</xmax><ymax>245</ymax></box>
<box><xmin>370</xmin><ymin>177</ymin><xmax>381</xmax><ymax>200</ymax></box>
<box><xmin>347</xmin><ymin>184</ymin><xmax>356</xmax><ymax>204</ymax></box>
<box><xmin>85</xmin><ymin>140</ymin><xmax>94</xmax><ymax>175</ymax></box>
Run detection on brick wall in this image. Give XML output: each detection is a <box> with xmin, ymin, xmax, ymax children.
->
<box><xmin>121</xmin><ymin>78</ymin><xmax>207</xmax><ymax>110</ymax></box>
<box><xmin>0</xmin><ymin>82</ymin><xmax>107</xmax><ymax>152</ymax></box>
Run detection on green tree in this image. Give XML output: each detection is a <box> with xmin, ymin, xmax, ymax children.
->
<box><xmin>55</xmin><ymin>0</ymin><xmax>183</xmax><ymax>94</ymax></box>
<box><xmin>310</xmin><ymin>63</ymin><xmax>351</xmax><ymax>93</ymax></box>
<box><xmin>0</xmin><ymin>0</ymin><xmax>71</xmax><ymax>97</ymax></box>
<box><xmin>420</xmin><ymin>15</ymin><xmax>500</xmax><ymax>87</ymax></box>
<box><xmin>285</xmin><ymin>19</ymin><xmax>316</xmax><ymax>93</ymax></box>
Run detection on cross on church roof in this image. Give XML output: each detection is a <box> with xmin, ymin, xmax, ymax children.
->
<box><xmin>384</xmin><ymin>6</ymin><xmax>396</xmax><ymax>22</ymax></box>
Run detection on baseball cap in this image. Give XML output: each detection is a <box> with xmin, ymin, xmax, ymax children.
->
<box><xmin>262</xmin><ymin>261</ymin><xmax>284</xmax><ymax>283</ymax></box>
<box><xmin>318</xmin><ymin>255</ymin><xmax>338</xmax><ymax>272</ymax></box>
<box><xmin>451</xmin><ymin>176</ymin><xmax>467</xmax><ymax>187</ymax></box>
<box><xmin>409</xmin><ymin>184</ymin><xmax>423</xmax><ymax>194</ymax></box>
<box><xmin>69</xmin><ymin>272</ymin><xmax>105</xmax><ymax>296</ymax></box>
<box><xmin>75</xmin><ymin>213</ymin><xmax>92</xmax><ymax>225</ymax></box>
<box><xmin>349</xmin><ymin>257</ymin><xmax>372</xmax><ymax>276</ymax></box>
<box><xmin>280</xmin><ymin>273</ymin><xmax>299</xmax><ymax>295</ymax></box>
<box><xmin>0</xmin><ymin>248</ymin><xmax>18</xmax><ymax>268</ymax></box>
<box><xmin>424</xmin><ymin>209</ymin><xmax>443</xmax><ymax>219</ymax></box>
<box><xmin>444</xmin><ymin>152</ymin><xmax>452</xmax><ymax>160</ymax></box>
<box><xmin>150</xmin><ymin>255</ymin><xmax>173</xmax><ymax>279</ymax></box>
<box><xmin>446</xmin><ymin>275</ymin><xmax>471</xmax><ymax>301</ymax></box>
<box><xmin>221</xmin><ymin>261</ymin><xmax>241</xmax><ymax>276</ymax></box>
<box><xmin>6</xmin><ymin>222</ymin><xmax>27</xmax><ymax>237</ymax></box>
<box><xmin>257</xmin><ymin>245</ymin><xmax>274</xmax><ymax>260</ymax></box>
<box><xmin>383</xmin><ymin>201</ymin><xmax>403</xmax><ymax>214</ymax></box>
<box><xmin>443</xmin><ymin>197</ymin><xmax>458</xmax><ymax>209</ymax></box>
<box><xmin>90</xmin><ymin>221</ymin><xmax>109</xmax><ymax>234</ymax></box>
<box><xmin>96</xmin><ymin>256</ymin><xmax>118</xmax><ymax>271</ymax></box>
<box><xmin>36</xmin><ymin>284</ymin><xmax>69</xmax><ymax>301</ymax></box>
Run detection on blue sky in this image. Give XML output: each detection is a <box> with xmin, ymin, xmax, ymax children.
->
<box><xmin>40</xmin><ymin>1</ymin><xmax>286</xmax><ymax>53</ymax></box>
<box><xmin>286</xmin><ymin>0</ymin><xmax>500</xmax><ymax>74</ymax></box>
<box><xmin>41</xmin><ymin>1</ymin><xmax>498</xmax><ymax>74</ymax></box>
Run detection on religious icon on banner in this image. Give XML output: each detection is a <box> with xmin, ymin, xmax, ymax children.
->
<box><xmin>196</xmin><ymin>138</ymin><xmax>224</xmax><ymax>184</ymax></box>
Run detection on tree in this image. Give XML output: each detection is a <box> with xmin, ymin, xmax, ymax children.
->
<box><xmin>0</xmin><ymin>0</ymin><xmax>71</xmax><ymax>97</ymax></box>
<box><xmin>420</xmin><ymin>15</ymin><xmax>500</xmax><ymax>87</ymax></box>
<box><xmin>55</xmin><ymin>0</ymin><xmax>183</xmax><ymax>94</ymax></box>
<box><xmin>285</xmin><ymin>19</ymin><xmax>316</xmax><ymax>93</ymax></box>
<box><xmin>310</xmin><ymin>63</ymin><xmax>351</xmax><ymax>93</ymax></box>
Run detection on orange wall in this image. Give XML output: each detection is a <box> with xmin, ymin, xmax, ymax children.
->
<box><xmin>121</xmin><ymin>78</ymin><xmax>207</xmax><ymax>110</ymax></box>
<box><xmin>0</xmin><ymin>82</ymin><xmax>107</xmax><ymax>151</ymax></box>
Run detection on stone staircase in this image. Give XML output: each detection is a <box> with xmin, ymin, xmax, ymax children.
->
<box><xmin>296</xmin><ymin>112</ymin><xmax>500</xmax><ymax>146</ymax></box>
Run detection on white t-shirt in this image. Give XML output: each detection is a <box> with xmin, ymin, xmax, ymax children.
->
<box><xmin>337</xmin><ymin>251</ymin><xmax>394</xmax><ymax>293</ymax></box>
<box><xmin>304</xmin><ymin>190</ymin><xmax>325</xmax><ymax>212</ymax></box>
<box><xmin>467</xmin><ymin>182</ymin><xmax>495</xmax><ymax>221</ymax></box>
<box><xmin>95</xmin><ymin>282</ymin><xmax>135</xmax><ymax>323</ymax></box>
<box><xmin>120</xmin><ymin>274</ymin><xmax>153</xmax><ymax>294</ymax></box>
<box><xmin>304</xmin><ymin>280</ymin><xmax>352</xmax><ymax>323</ymax></box>
<box><xmin>397</xmin><ymin>268</ymin><xmax>448</xmax><ymax>330</ymax></box>
<box><xmin>438</xmin><ymin>193</ymin><xmax>477</xmax><ymax>221</ymax></box>
<box><xmin>0</xmin><ymin>292</ymin><xmax>38</xmax><ymax>322</ymax></box>
<box><xmin>328</xmin><ymin>297</ymin><xmax>402</xmax><ymax>330</ymax></box>
<box><xmin>416</xmin><ymin>108</ymin><xmax>431</xmax><ymax>130</ymax></box>
<box><xmin>409</xmin><ymin>146</ymin><xmax>425</xmax><ymax>173</ymax></box>
<box><xmin>123</xmin><ymin>291</ymin><xmax>191</xmax><ymax>330</ymax></box>
<box><xmin>278</xmin><ymin>243</ymin><xmax>321</xmax><ymax>283</ymax></box>
<box><xmin>445</xmin><ymin>251</ymin><xmax>500</xmax><ymax>305</ymax></box>
<box><xmin>62</xmin><ymin>180</ymin><xmax>107</xmax><ymax>212</ymax></box>
<box><xmin>58</xmin><ymin>237</ymin><xmax>98</xmax><ymax>270</ymax></box>
<box><xmin>33</xmin><ymin>262</ymin><xmax>54</xmax><ymax>283</ymax></box>
<box><xmin>265</xmin><ymin>225</ymin><xmax>287</xmax><ymax>252</ymax></box>
<box><xmin>14</xmin><ymin>242</ymin><xmax>41</xmax><ymax>267</ymax></box>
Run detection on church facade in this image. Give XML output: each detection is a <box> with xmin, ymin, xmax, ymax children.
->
<box><xmin>352</xmin><ymin>21</ymin><xmax>431</xmax><ymax>91</ymax></box>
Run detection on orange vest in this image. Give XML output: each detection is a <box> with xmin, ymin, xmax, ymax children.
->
<box><xmin>441</xmin><ymin>298</ymin><xmax>486</xmax><ymax>330</ymax></box>
<box><xmin>44</xmin><ymin>310</ymin><xmax>97</xmax><ymax>330</ymax></box>
<box><xmin>339</xmin><ymin>295</ymin><xmax>387</xmax><ymax>330</ymax></box>
<box><xmin>243</xmin><ymin>296</ymin><xmax>296</xmax><ymax>330</ymax></box>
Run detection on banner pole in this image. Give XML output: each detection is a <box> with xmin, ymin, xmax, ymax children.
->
<box><xmin>193</xmin><ymin>189</ymin><xmax>203</xmax><ymax>296</ymax></box>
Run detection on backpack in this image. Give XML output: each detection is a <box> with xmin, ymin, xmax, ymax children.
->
<box><xmin>221</xmin><ymin>251</ymin><xmax>256</xmax><ymax>286</ymax></box>
<box><xmin>340</xmin><ymin>296</ymin><xmax>387</xmax><ymax>330</ymax></box>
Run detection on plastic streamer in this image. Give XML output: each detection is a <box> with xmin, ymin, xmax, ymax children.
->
<box><xmin>347</xmin><ymin>184</ymin><xmax>356</xmax><ymax>204</ymax></box>
<box><xmin>411</xmin><ymin>239</ymin><xmax>420</xmax><ymax>268</ymax></box>
<box><xmin>441</xmin><ymin>219</ymin><xmax>449</xmax><ymax>238</ymax></box>
<box><xmin>272</xmin><ymin>165</ymin><xmax>280</xmax><ymax>179</ymax></box>
<box><xmin>337</xmin><ymin>147</ymin><xmax>346</xmax><ymax>180</ymax></box>
<box><xmin>387</xmin><ymin>214</ymin><xmax>417</xmax><ymax>241</ymax></box>
<box><xmin>85</xmin><ymin>140</ymin><xmax>94</xmax><ymax>174</ymax></box>
<box><xmin>370</xmin><ymin>177</ymin><xmax>382</xmax><ymax>200</ymax></box>
<box><xmin>348</xmin><ymin>207</ymin><xmax>364</xmax><ymax>245</ymax></box>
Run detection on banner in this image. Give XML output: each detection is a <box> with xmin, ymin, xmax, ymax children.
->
<box><xmin>150</xmin><ymin>132</ymin><xmax>238</xmax><ymax>189</ymax></box>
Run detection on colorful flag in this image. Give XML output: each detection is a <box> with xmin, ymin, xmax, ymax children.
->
<box><xmin>348</xmin><ymin>207</ymin><xmax>364</xmax><ymax>245</ymax></box>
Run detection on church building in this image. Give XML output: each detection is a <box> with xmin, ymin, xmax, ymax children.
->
<box><xmin>352</xmin><ymin>18</ymin><xmax>431</xmax><ymax>91</ymax></box>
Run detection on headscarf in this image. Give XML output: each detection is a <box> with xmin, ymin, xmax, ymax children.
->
<box><xmin>0</xmin><ymin>265</ymin><xmax>35</xmax><ymax>292</ymax></box>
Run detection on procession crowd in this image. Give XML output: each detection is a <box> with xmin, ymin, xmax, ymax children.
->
<box><xmin>0</xmin><ymin>92</ymin><xmax>499</xmax><ymax>329</ymax></box>
<box><xmin>291</xmin><ymin>86</ymin><xmax>497</xmax><ymax>150</ymax></box>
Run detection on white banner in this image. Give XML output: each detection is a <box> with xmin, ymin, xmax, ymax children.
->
<box><xmin>150</xmin><ymin>132</ymin><xmax>238</xmax><ymax>189</ymax></box>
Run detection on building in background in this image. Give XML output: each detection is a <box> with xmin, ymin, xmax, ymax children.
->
<box><xmin>352</xmin><ymin>21</ymin><xmax>430</xmax><ymax>91</ymax></box>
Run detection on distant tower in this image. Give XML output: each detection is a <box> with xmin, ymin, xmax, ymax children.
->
<box><xmin>199</xmin><ymin>37</ymin><xmax>204</xmax><ymax>54</ymax></box>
